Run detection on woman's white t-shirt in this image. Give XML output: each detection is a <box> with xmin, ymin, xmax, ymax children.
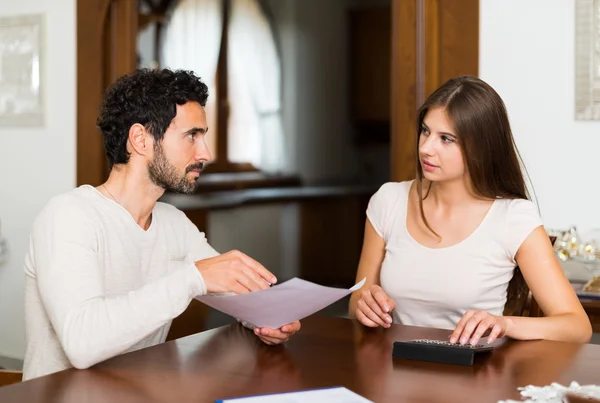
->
<box><xmin>366</xmin><ymin>180</ymin><xmax>542</xmax><ymax>330</ymax></box>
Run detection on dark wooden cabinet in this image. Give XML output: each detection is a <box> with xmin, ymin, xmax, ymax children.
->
<box><xmin>349</xmin><ymin>6</ymin><xmax>391</xmax><ymax>144</ymax></box>
<box><xmin>164</xmin><ymin>186</ymin><xmax>374</xmax><ymax>340</ymax></box>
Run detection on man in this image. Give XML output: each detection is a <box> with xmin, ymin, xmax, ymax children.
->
<box><xmin>23</xmin><ymin>69</ymin><xmax>301</xmax><ymax>380</ymax></box>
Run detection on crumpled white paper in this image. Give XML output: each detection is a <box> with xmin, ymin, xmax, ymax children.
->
<box><xmin>499</xmin><ymin>381</ymin><xmax>600</xmax><ymax>403</ymax></box>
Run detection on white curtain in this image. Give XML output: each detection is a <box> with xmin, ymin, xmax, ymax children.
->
<box><xmin>228</xmin><ymin>0</ymin><xmax>287</xmax><ymax>173</ymax></box>
<box><xmin>161</xmin><ymin>0</ymin><xmax>223</xmax><ymax>156</ymax></box>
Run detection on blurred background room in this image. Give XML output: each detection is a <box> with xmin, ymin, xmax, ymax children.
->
<box><xmin>1</xmin><ymin>0</ymin><xmax>600</xmax><ymax>372</ymax></box>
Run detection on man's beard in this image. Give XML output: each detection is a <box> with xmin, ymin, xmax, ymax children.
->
<box><xmin>147</xmin><ymin>143</ymin><xmax>203</xmax><ymax>194</ymax></box>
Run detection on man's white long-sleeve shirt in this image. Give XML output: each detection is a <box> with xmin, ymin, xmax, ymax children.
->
<box><xmin>23</xmin><ymin>185</ymin><xmax>218</xmax><ymax>380</ymax></box>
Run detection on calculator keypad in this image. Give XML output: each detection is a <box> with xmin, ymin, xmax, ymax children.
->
<box><xmin>408</xmin><ymin>339</ymin><xmax>487</xmax><ymax>349</ymax></box>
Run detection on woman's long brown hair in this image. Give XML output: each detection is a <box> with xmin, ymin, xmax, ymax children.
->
<box><xmin>415</xmin><ymin>76</ymin><xmax>530</xmax><ymax>237</ymax></box>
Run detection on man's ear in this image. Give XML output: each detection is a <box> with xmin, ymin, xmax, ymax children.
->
<box><xmin>127</xmin><ymin>123</ymin><xmax>153</xmax><ymax>157</ymax></box>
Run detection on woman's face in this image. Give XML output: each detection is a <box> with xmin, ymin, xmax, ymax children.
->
<box><xmin>418</xmin><ymin>107</ymin><xmax>466</xmax><ymax>183</ymax></box>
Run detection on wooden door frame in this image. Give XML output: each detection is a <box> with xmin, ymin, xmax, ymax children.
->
<box><xmin>77</xmin><ymin>0</ymin><xmax>138</xmax><ymax>187</ymax></box>
<box><xmin>390</xmin><ymin>0</ymin><xmax>479</xmax><ymax>182</ymax></box>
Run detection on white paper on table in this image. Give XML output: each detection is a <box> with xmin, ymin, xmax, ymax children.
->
<box><xmin>196</xmin><ymin>277</ymin><xmax>366</xmax><ymax>329</ymax></box>
<box><xmin>217</xmin><ymin>386</ymin><xmax>373</xmax><ymax>402</ymax></box>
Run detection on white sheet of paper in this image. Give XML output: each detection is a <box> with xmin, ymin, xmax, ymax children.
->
<box><xmin>218</xmin><ymin>386</ymin><xmax>373</xmax><ymax>402</ymax></box>
<box><xmin>196</xmin><ymin>277</ymin><xmax>366</xmax><ymax>329</ymax></box>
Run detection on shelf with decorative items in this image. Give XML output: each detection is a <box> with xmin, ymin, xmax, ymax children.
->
<box><xmin>548</xmin><ymin>226</ymin><xmax>600</xmax><ymax>301</ymax></box>
<box><xmin>542</xmin><ymin>227</ymin><xmax>600</xmax><ymax>331</ymax></box>
<box><xmin>550</xmin><ymin>227</ymin><xmax>600</xmax><ymax>274</ymax></box>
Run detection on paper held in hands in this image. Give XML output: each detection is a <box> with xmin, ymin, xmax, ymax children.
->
<box><xmin>196</xmin><ymin>277</ymin><xmax>366</xmax><ymax>329</ymax></box>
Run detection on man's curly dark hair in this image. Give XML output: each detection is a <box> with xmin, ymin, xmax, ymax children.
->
<box><xmin>96</xmin><ymin>68</ymin><xmax>209</xmax><ymax>168</ymax></box>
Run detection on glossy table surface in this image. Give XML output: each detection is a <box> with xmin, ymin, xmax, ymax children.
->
<box><xmin>1</xmin><ymin>316</ymin><xmax>599</xmax><ymax>402</ymax></box>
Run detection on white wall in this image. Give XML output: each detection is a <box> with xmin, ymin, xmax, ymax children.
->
<box><xmin>0</xmin><ymin>0</ymin><xmax>76</xmax><ymax>360</ymax></box>
<box><xmin>480</xmin><ymin>0</ymin><xmax>600</xmax><ymax>235</ymax></box>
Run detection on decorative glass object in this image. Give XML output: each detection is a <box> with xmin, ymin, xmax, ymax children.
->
<box><xmin>549</xmin><ymin>227</ymin><xmax>600</xmax><ymax>276</ymax></box>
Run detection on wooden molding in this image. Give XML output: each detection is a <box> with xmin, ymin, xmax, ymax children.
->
<box><xmin>108</xmin><ymin>0</ymin><xmax>138</xmax><ymax>85</ymax></box>
<box><xmin>390</xmin><ymin>0</ymin><xmax>418</xmax><ymax>182</ymax></box>
<box><xmin>0</xmin><ymin>370</ymin><xmax>22</xmax><ymax>388</ymax></box>
<box><xmin>390</xmin><ymin>0</ymin><xmax>479</xmax><ymax>182</ymax></box>
<box><xmin>77</xmin><ymin>0</ymin><xmax>110</xmax><ymax>187</ymax></box>
<box><xmin>77</xmin><ymin>0</ymin><xmax>139</xmax><ymax>186</ymax></box>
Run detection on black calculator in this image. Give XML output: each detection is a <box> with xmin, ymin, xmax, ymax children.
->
<box><xmin>392</xmin><ymin>339</ymin><xmax>494</xmax><ymax>366</ymax></box>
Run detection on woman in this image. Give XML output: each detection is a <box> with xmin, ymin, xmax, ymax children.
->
<box><xmin>349</xmin><ymin>76</ymin><xmax>591</xmax><ymax>345</ymax></box>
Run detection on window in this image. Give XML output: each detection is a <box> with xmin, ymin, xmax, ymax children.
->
<box><xmin>139</xmin><ymin>0</ymin><xmax>288</xmax><ymax>174</ymax></box>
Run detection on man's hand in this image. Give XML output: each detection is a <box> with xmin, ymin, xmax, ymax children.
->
<box><xmin>195</xmin><ymin>250</ymin><xmax>277</xmax><ymax>294</ymax></box>
<box><xmin>253</xmin><ymin>321</ymin><xmax>301</xmax><ymax>345</ymax></box>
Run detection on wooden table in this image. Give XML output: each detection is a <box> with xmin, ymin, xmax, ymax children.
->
<box><xmin>580</xmin><ymin>298</ymin><xmax>600</xmax><ymax>332</ymax></box>
<box><xmin>573</xmin><ymin>283</ymin><xmax>600</xmax><ymax>332</ymax></box>
<box><xmin>1</xmin><ymin>316</ymin><xmax>599</xmax><ymax>403</ymax></box>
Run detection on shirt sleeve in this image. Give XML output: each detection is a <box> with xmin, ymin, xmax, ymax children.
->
<box><xmin>504</xmin><ymin>198</ymin><xmax>544</xmax><ymax>262</ymax></box>
<box><xmin>366</xmin><ymin>182</ymin><xmax>402</xmax><ymax>241</ymax></box>
<box><xmin>32</xmin><ymin>198</ymin><xmax>207</xmax><ymax>370</ymax></box>
<box><xmin>184</xmin><ymin>215</ymin><xmax>220</xmax><ymax>262</ymax></box>
<box><xmin>182</xmin><ymin>214</ymin><xmax>220</xmax><ymax>292</ymax></box>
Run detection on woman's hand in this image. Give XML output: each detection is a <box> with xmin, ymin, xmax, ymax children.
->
<box><xmin>355</xmin><ymin>285</ymin><xmax>396</xmax><ymax>328</ymax></box>
<box><xmin>449</xmin><ymin>310</ymin><xmax>511</xmax><ymax>345</ymax></box>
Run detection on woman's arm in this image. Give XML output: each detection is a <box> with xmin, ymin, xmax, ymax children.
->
<box><xmin>348</xmin><ymin>219</ymin><xmax>389</xmax><ymax>320</ymax></box>
<box><xmin>506</xmin><ymin>226</ymin><xmax>592</xmax><ymax>343</ymax></box>
<box><xmin>451</xmin><ymin>226</ymin><xmax>592</xmax><ymax>345</ymax></box>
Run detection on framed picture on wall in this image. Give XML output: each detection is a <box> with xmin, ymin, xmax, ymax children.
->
<box><xmin>0</xmin><ymin>14</ymin><xmax>44</xmax><ymax>127</ymax></box>
<box><xmin>575</xmin><ymin>0</ymin><xmax>600</xmax><ymax>120</ymax></box>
